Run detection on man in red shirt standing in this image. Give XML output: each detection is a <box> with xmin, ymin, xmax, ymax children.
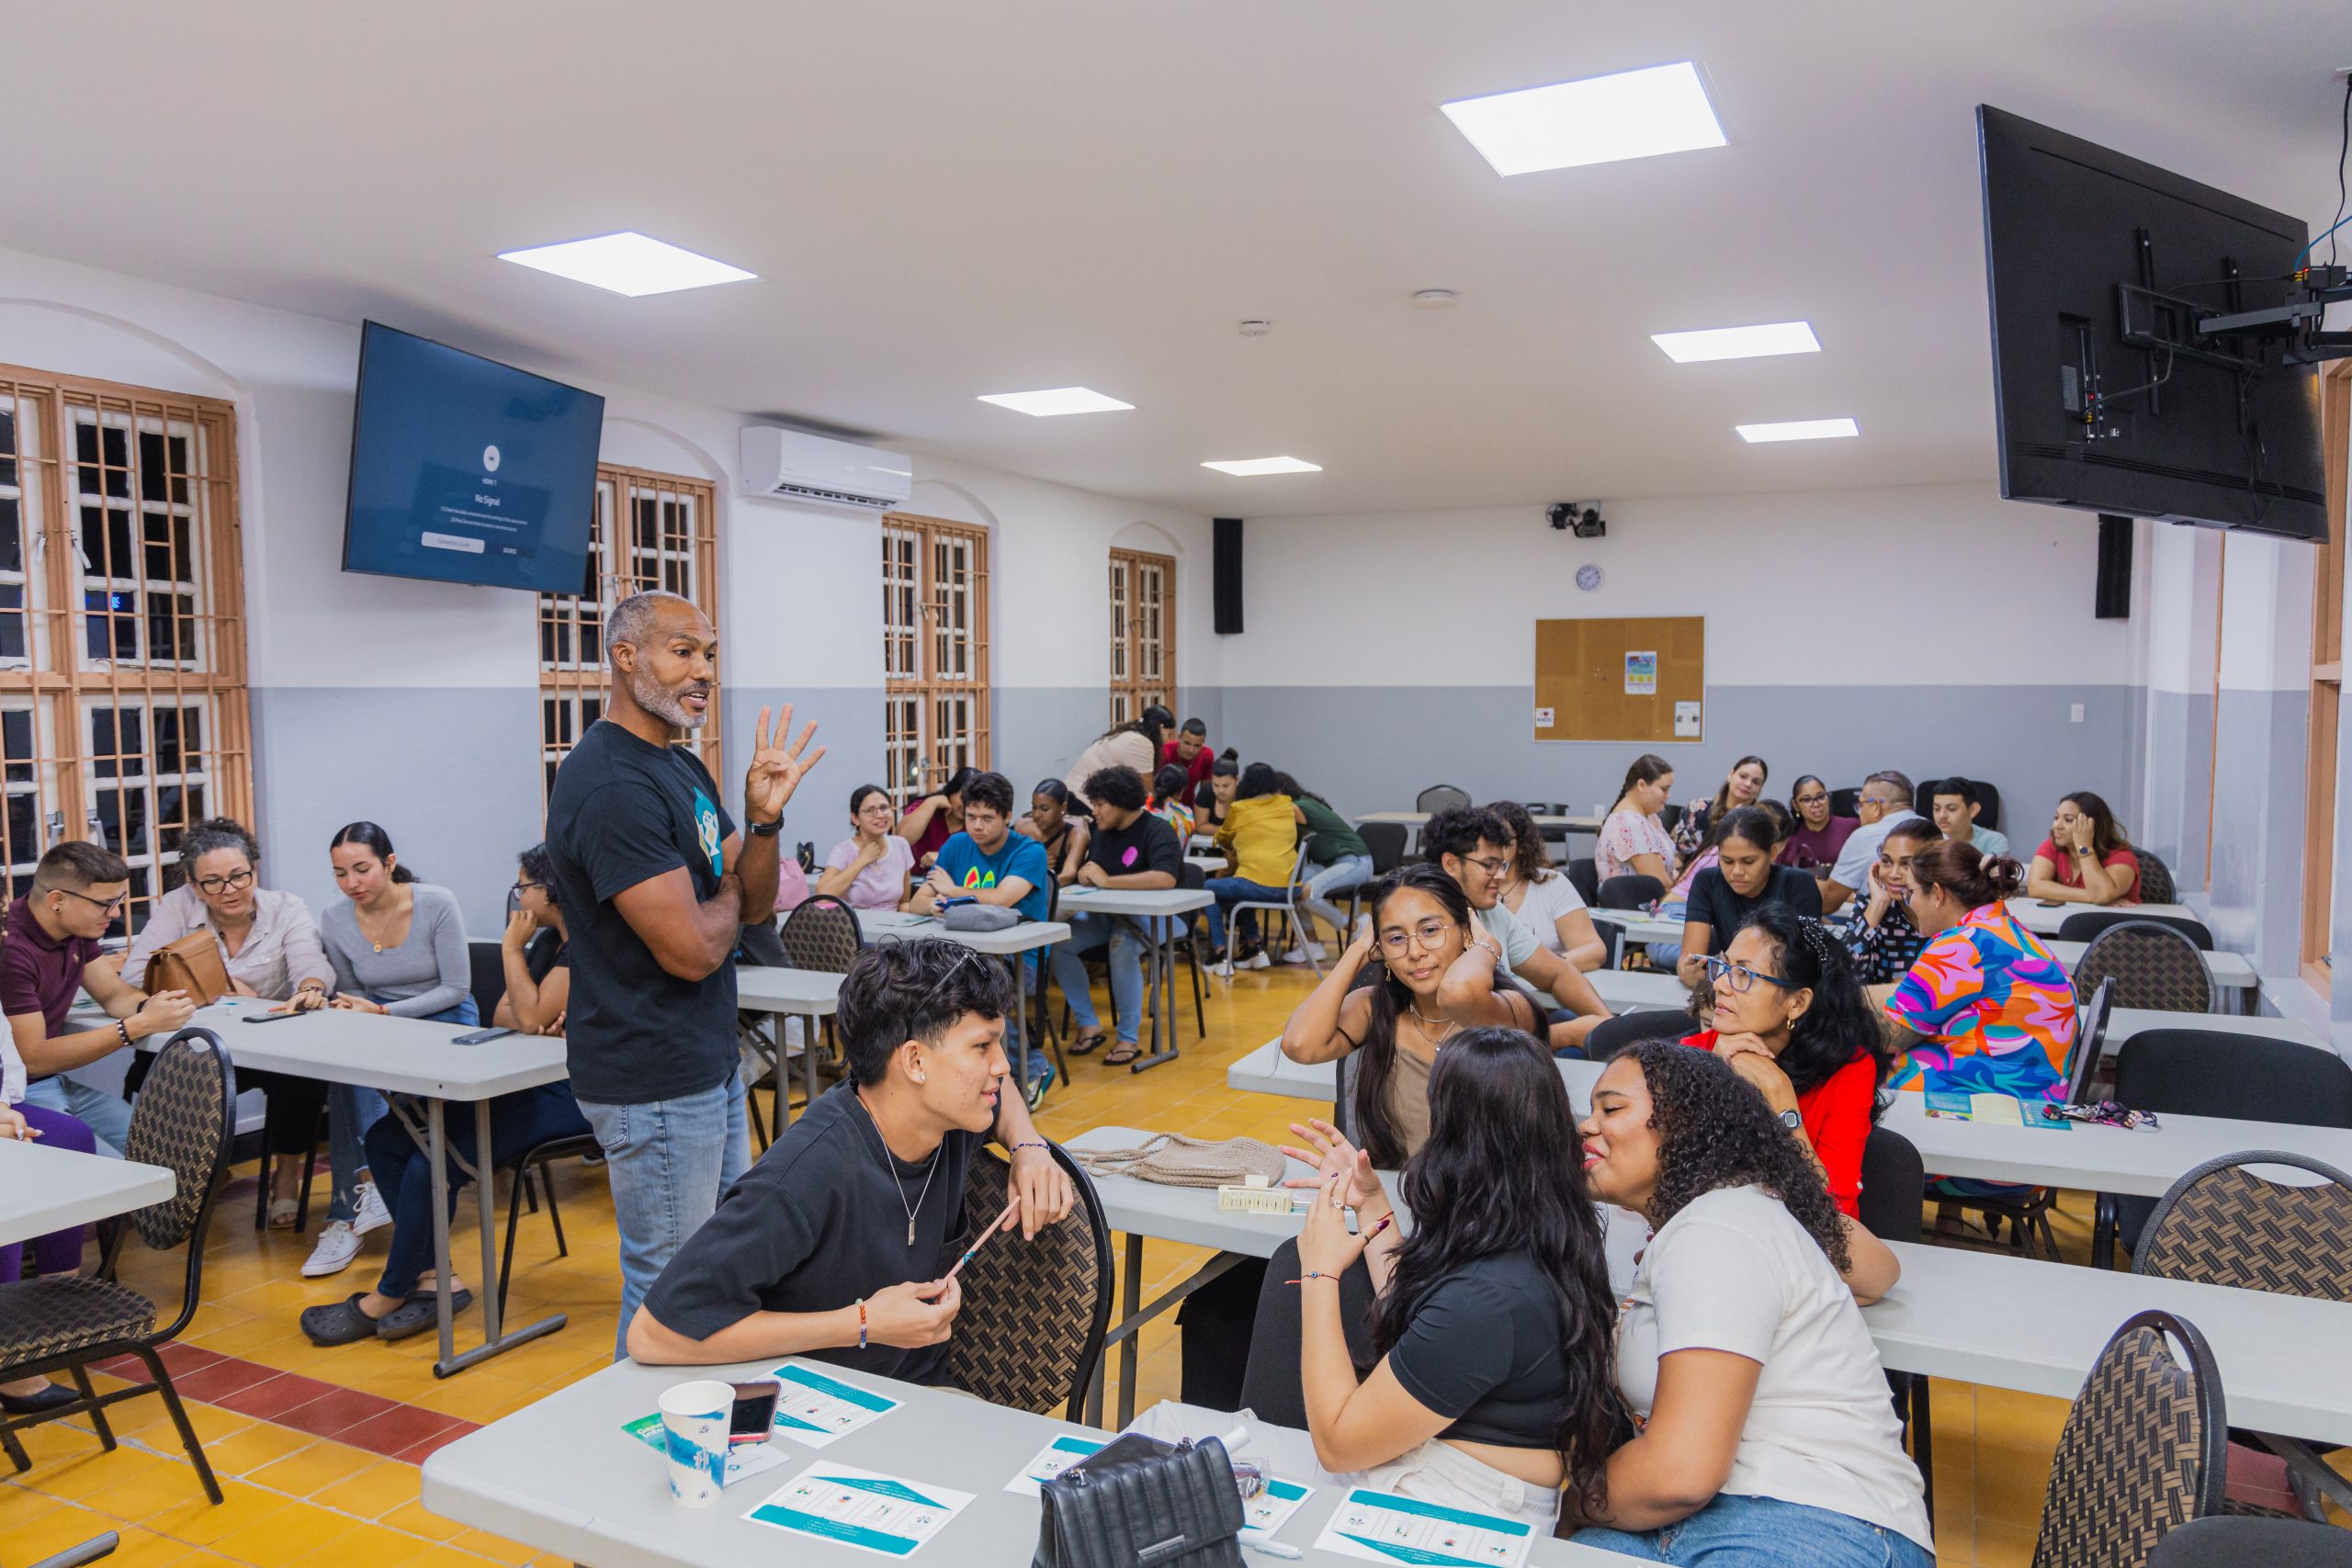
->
<box><xmin>1161</xmin><ymin>717</ymin><xmax>1214</xmax><ymax>795</ymax></box>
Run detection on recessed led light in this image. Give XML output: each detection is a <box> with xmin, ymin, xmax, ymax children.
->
<box><xmin>1202</xmin><ymin>457</ymin><xmax>1322</xmax><ymax>477</ymax></box>
<box><xmin>496</xmin><ymin>231</ymin><xmax>756</xmax><ymax>297</ymax></box>
<box><xmin>1441</xmin><ymin>62</ymin><xmax>1726</xmax><ymax>176</ymax></box>
<box><xmin>1652</xmin><ymin>321</ymin><xmax>1820</xmax><ymax>363</ymax></box>
<box><xmin>976</xmin><ymin>388</ymin><xmax>1135</xmax><ymax>417</ymax></box>
<box><xmin>1736</xmin><ymin>418</ymin><xmax>1860</xmax><ymax>443</ymax></box>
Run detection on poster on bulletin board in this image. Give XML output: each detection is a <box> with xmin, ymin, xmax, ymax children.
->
<box><xmin>1533</xmin><ymin>616</ymin><xmax>1703</xmax><ymax>744</ymax></box>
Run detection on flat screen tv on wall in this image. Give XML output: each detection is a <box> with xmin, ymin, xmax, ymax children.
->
<box><xmin>1978</xmin><ymin>105</ymin><xmax>2327</xmax><ymax>541</ymax></box>
<box><xmin>342</xmin><ymin>321</ymin><xmax>605</xmax><ymax>591</ymax></box>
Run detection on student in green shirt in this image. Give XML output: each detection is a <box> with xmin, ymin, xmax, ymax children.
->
<box><xmin>1277</xmin><ymin>772</ymin><xmax>1373</xmax><ymax>964</ymax></box>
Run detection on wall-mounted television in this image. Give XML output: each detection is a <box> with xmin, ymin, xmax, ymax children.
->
<box><xmin>342</xmin><ymin>321</ymin><xmax>605</xmax><ymax>591</ymax></box>
<box><xmin>1978</xmin><ymin>105</ymin><xmax>2327</xmax><ymax>541</ymax></box>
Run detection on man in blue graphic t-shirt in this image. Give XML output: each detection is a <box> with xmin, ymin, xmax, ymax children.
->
<box><xmin>907</xmin><ymin>770</ymin><xmax>1051</xmax><ymax>1100</ymax></box>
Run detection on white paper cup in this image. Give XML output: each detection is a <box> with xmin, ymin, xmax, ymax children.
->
<box><xmin>658</xmin><ymin>1379</ymin><xmax>733</xmax><ymax>1507</ymax></box>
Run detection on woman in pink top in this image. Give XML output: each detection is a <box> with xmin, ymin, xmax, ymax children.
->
<box><xmin>820</xmin><ymin>784</ymin><xmax>916</xmax><ymax>910</ymax></box>
<box><xmin>1598</xmin><ymin>754</ymin><xmax>1679</xmax><ymax>885</ymax></box>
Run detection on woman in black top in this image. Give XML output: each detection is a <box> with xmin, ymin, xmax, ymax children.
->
<box><xmin>1193</xmin><ymin>750</ymin><xmax>1239</xmax><ymax>835</ymax></box>
<box><xmin>1287</xmin><ymin>1026</ymin><xmax>1620</xmax><ymax>1528</ymax></box>
<box><xmin>1015</xmin><ymin>778</ymin><xmax>1090</xmax><ymax>888</ymax></box>
<box><xmin>497</xmin><ymin>842</ymin><xmax>571</xmax><ymax>1033</ymax></box>
<box><xmin>1673</xmin><ymin>807</ymin><xmax>1820</xmax><ymax>988</ymax></box>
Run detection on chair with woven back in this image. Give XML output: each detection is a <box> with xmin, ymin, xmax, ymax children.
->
<box><xmin>0</xmin><ymin>1030</ymin><xmax>237</xmax><ymax>1505</ymax></box>
<box><xmin>2030</xmin><ymin>1308</ymin><xmax>2224</xmax><ymax>1568</ymax></box>
<box><xmin>2073</xmin><ymin>920</ymin><xmax>2212</xmax><ymax>1013</ymax></box>
<box><xmin>767</xmin><ymin>895</ymin><xmax>866</xmax><ymax>1116</ymax></box>
<box><xmin>941</xmin><ymin>1143</ymin><xmax>1112</xmax><ymax>1421</ymax></box>
<box><xmin>2132</xmin><ymin>1151</ymin><xmax>2352</xmax><ymax>1521</ymax></box>
<box><xmin>2135</xmin><ymin>850</ymin><xmax>2179</xmax><ymax>906</ymax></box>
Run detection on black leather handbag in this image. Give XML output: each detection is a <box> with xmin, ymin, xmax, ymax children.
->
<box><xmin>1035</xmin><ymin>1432</ymin><xmax>1245</xmax><ymax>1568</ymax></box>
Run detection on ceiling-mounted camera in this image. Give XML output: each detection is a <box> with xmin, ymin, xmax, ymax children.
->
<box><xmin>1548</xmin><ymin>502</ymin><xmax>1605</xmax><ymax>539</ymax></box>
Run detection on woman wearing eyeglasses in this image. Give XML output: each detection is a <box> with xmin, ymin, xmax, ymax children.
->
<box><xmin>1679</xmin><ymin>908</ymin><xmax>1894</xmax><ymax>1220</ymax></box>
<box><xmin>124</xmin><ymin>818</ymin><xmax>340</xmax><ymax>1232</ymax></box>
<box><xmin>496</xmin><ymin>843</ymin><xmax>571</xmax><ymax>1035</ymax></box>
<box><xmin>1781</xmin><ymin>775</ymin><xmax>1858</xmax><ymax>873</ymax></box>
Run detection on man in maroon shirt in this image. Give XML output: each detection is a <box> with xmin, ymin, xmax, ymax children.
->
<box><xmin>1160</xmin><ymin>717</ymin><xmax>1215</xmax><ymax>795</ymax></box>
<box><xmin>6</xmin><ymin>841</ymin><xmax>195</xmax><ymax>1160</ymax></box>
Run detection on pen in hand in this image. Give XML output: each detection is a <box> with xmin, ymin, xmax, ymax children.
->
<box><xmin>944</xmin><ymin>1197</ymin><xmax>1022</xmax><ymax>1281</ymax></box>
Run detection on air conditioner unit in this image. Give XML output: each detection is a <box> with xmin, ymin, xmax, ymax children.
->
<box><xmin>739</xmin><ymin>426</ymin><xmax>912</xmax><ymax>512</ymax></box>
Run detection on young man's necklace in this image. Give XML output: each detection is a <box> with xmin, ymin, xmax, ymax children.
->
<box><xmin>855</xmin><ymin>1093</ymin><xmax>941</xmax><ymax>1247</ymax></box>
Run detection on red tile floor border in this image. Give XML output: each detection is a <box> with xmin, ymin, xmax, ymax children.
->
<box><xmin>87</xmin><ymin>1348</ymin><xmax>479</xmax><ymax>1463</ymax></box>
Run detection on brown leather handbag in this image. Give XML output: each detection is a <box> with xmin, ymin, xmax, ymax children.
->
<box><xmin>146</xmin><ymin>930</ymin><xmax>230</xmax><ymax>1006</ymax></box>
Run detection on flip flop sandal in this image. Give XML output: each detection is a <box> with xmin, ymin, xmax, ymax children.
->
<box><xmin>1068</xmin><ymin>1031</ymin><xmax>1109</xmax><ymax>1056</ymax></box>
<box><xmin>300</xmin><ymin>1293</ymin><xmax>382</xmax><ymax>1347</ymax></box>
<box><xmin>1102</xmin><ymin>1042</ymin><xmax>1142</xmax><ymax>1067</ymax></box>
<box><xmin>376</xmin><ymin>1287</ymin><xmax>473</xmax><ymax>1341</ymax></box>
<box><xmin>267</xmin><ymin>1197</ymin><xmax>300</xmax><ymax>1230</ymax></box>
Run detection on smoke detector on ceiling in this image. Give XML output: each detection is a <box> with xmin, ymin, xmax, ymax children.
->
<box><xmin>1410</xmin><ymin>289</ymin><xmax>1459</xmax><ymax>310</ymax></box>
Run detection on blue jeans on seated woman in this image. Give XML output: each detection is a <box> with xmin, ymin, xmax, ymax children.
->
<box><xmin>1204</xmin><ymin>877</ymin><xmax>1291</xmax><ymax>952</ymax></box>
<box><xmin>361</xmin><ymin>1078</ymin><xmax>590</xmax><ymax>1300</ymax></box>
<box><xmin>1298</xmin><ymin>854</ymin><xmax>1374</xmax><ymax>936</ymax></box>
<box><xmin>1574</xmin><ymin>1494</ymin><xmax>1934</xmax><ymax>1567</ymax></box>
<box><xmin>330</xmin><ymin>994</ymin><xmax>479</xmax><ymax>1224</ymax></box>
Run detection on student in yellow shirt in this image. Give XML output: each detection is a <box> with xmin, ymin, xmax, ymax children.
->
<box><xmin>1207</xmin><ymin>762</ymin><xmax>1297</xmax><ymax>974</ymax></box>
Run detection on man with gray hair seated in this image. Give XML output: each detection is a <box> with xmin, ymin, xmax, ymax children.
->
<box><xmin>1819</xmin><ymin>770</ymin><xmax>1925</xmax><ymax>917</ymax></box>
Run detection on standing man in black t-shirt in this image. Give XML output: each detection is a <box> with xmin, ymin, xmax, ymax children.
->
<box><xmin>546</xmin><ymin>590</ymin><xmax>826</xmax><ymax>1357</ymax></box>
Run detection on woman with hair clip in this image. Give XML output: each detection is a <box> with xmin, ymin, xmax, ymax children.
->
<box><xmin>1272</xmin><ymin>1027</ymin><xmax>1622</xmax><ymax>1527</ymax></box>
<box><xmin>895</xmin><ymin>765</ymin><xmax>978</xmax><ymax>870</ymax></box>
<box><xmin>1488</xmin><ymin>799</ymin><xmax>1606</xmax><ymax>969</ymax></box>
<box><xmin>1674</xmin><ymin>754</ymin><xmax>1769</xmax><ymax>857</ymax></box>
<box><xmin>1886</xmin><ymin>841</ymin><xmax>2075</xmax><ymax>1101</ymax></box>
<box><xmin>1598</xmin><ymin>754</ymin><xmax>1679</xmax><ymax>886</ymax></box>
<box><xmin>1061</xmin><ymin>704</ymin><xmax>1174</xmax><ymax>807</ymax></box>
<box><xmin>2027</xmin><ymin>788</ymin><xmax>2141</xmax><ymax>906</ymax></box>
<box><xmin>1014</xmin><ymin>778</ymin><xmax>1091</xmax><ymax>887</ymax></box>
<box><xmin>1681</xmin><ymin>908</ymin><xmax>1894</xmax><ymax>1219</ymax></box>
<box><xmin>1571</xmin><ymin>1043</ymin><xmax>1930</xmax><ymax>1565</ymax></box>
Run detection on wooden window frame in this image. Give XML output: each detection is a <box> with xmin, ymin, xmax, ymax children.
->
<box><xmin>882</xmin><ymin>513</ymin><xmax>991</xmax><ymax>806</ymax></box>
<box><xmin>537</xmin><ymin>464</ymin><xmax>721</xmax><ymax>802</ymax></box>
<box><xmin>0</xmin><ymin>363</ymin><xmax>253</xmax><ymax>935</ymax></box>
<box><xmin>1107</xmin><ymin>547</ymin><xmax>1176</xmax><ymax>728</ymax></box>
<box><xmin>2301</xmin><ymin>358</ymin><xmax>2352</xmax><ymax>992</ymax></box>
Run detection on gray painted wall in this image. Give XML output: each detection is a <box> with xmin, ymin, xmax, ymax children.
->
<box><xmin>1218</xmin><ymin>682</ymin><xmax>2144</xmax><ymax>841</ymax></box>
<box><xmin>2206</xmin><ymin>687</ymin><xmax>2311</xmax><ymax>975</ymax></box>
<box><xmin>2140</xmin><ymin>690</ymin><xmax>2215</xmax><ymax>896</ymax></box>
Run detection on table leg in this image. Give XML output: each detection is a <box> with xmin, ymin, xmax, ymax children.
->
<box><xmin>1015</xmin><ymin>959</ymin><xmax>1035</xmax><ymax>1098</ymax></box>
<box><xmin>1125</xmin><ymin>917</ymin><xmax>1180</xmax><ymax>1073</ymax></box>
<box><xmin>1092</xmin><ymin>1238</ymin><xmax>1246</xmax><ymax>1429</ymax></box>
<box><xmin>419</xmin><ymin>1096</ymin><xmax>571</xmax><ymax>1380</ymax></box>
<box><xmin>1116</xmin><ymin>1233</ymin><xmax>1142</xmax><ymax>1424</ymax></box>
<box><xmin>426</xmin><ymin>1100</ymin><xmax>455</xmax><ymax>1371</ymax></box>
<box><xmin>474</xmin><ymin>1100</ymin><xmax>502</xmax><ymax>1348</ymax></box>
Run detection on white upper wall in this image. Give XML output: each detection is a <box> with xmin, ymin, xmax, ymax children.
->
<box><xmin>1224</xmin><ymin>483</ymin><xmax>2143</xmax><ymax>687</ymax></box>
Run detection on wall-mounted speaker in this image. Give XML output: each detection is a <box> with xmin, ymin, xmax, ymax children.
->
<box><xmin>2095</xmin><ymin>513</ymin><xmax>2132</xmax><ymax>620</ymax></box>
<box><xmin>1214</xmin><ymin>517</ymin><xmax>1244</xmax><ymax>634</ymax></box>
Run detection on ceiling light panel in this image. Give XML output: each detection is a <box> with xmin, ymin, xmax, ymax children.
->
<box><xmin>1652</xmin><ymin>321</ymin><xmax>1820</xmax><ymax>363</ymax></box>
<box><xmin>1202</xmin><ymin>457</ymin><xmax>1322</xmax><ymax>477</ymax></box>
<box><xmin>976</xmin><ymin>387</ymin><xmax>1135</xmax><ymax>416</ymax></box>
<box><xmin>1442</xmin><ymin>62</ymin><xmax>1725</xmax><ymax>176</ymax></box>
<box><xmin>497</xmin><ymin>231</ymin><xmax>755</xmax><ymax>297</ymax></box>
<box><xmin>1736</xmin><ymin>418</ymin><xmax>1860</xmax><ymax>443</ymax></box>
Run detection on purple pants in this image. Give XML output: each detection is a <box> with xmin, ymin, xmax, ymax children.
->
<box><xmin>1</xmin><ymin>1103</ymin><xmax>99</xmax><ymax>1282</ymax></box>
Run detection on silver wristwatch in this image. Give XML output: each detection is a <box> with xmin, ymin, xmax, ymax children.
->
<box><xmin>1778</xmin><ymin>1108</ymin><xmax>1803</xmax><ymax>1132</ymax></box>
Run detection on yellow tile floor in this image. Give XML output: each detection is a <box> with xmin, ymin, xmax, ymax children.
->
<box><xmin>4</xmin><ymin>961</ymin><xmax>2088</xmax><ymax>1565</ymax></box>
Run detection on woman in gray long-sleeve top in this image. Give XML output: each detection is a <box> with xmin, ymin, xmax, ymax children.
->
<box><xmin>317</xmin><ymin>822</ymin><xmax>477</xmax><ymax>1023</ymax></box>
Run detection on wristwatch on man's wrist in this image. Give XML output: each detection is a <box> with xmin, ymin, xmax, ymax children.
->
<box><xmin>747</xmin><ymin>816</ymin><xmax>785</xmax><ymax>838</ymax></box>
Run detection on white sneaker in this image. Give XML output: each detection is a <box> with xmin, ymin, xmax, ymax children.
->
<box><xmin>1210</xmin><ymin>958</ymin><xmax>1238</xmax><ymax>980</ymax></box>
<box><xmin>1245</xmin><ymin>951</ymin><xmax>1272</xmax><ymax>970</ymax></box>
<box><xmin>1280</xmin><ymin>942</ymin><xmax>1329</xmax><ymax>965</ymax></box>
<box><xmin>349</xmin><ymin>1179</ymin><xmax>391</xmax><ymax>1237</ymax></box>
<box><xmin>301</xmin><ymin>1220</ymin><xmax>361</xmax><ymax>1278</ymax></box>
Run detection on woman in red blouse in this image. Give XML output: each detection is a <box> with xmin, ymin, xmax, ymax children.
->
<box><xmin>1679</xmin><ymin>906</ymin><xmax>1894</xmax><ymax>1218</ymax></box>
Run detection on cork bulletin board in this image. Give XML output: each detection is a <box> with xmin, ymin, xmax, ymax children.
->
<box><xmin>1532</xmin><ymin>615</ymin><xmax>1705</xmax><ymax>743</ymax></box>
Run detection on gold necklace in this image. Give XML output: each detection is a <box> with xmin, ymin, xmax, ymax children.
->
<box><xmin>353</xmin><ymin>897</ymin><xmax>401</xmax><ymax>953</ymax></box>
<box><xmin>1406</xmin><ymin>1002</ymin><xmax>1458</xmax><ymax>1046</ymax></box>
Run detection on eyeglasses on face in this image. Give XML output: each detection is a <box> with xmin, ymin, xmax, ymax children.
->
<box><xmin>1701</xmin><ymin>953</ymin><xmax>1796</xmax><ymax>995</ymax></box>
<box><xmin>193</xmin><ymin>868</ymin><xmax>255</xmax><ymax>896</ymax></box>
<box><xmin>1378</xmin><ymin>918</ymin><xmax>1457</xmax><ymax>956</ymax></box>
<box><xmin>510</xmin><ymin>880</ymin><xmax>547</xmax><ymax>897</ymax></box>
<box><xmin>1458</xmin><ymin>854</ymin><xmax>1510</xmax><ymax>878</ymax></box>
<box><xmin>1793</xmin><ymin>791</ymin><xmax>1828</xmax><ymax>807</ymax></box>
<box><xmin>51</xmin><ymin>886</ymin><xmax>129</xmax><ymax>916</ymax></box>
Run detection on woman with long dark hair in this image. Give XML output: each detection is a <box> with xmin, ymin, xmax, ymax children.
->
<box><xmin>1015</xmin><ymin>778</ymin><xmax>1091</xmax><ymax>887</ymax></box>
<box><xmin>819</xmin><ymin>784</ymin><xmax>916</xmax><ymax>910</ymax></box>
<box><xmin>1283</xmin><ymin>1027</ymin><xmax>1621</xmax><ymax>1526</ymax></box>
<box><xmin>894</xmin><ymin>765</ymin><xmax>978</xmax><ymax>869</ymax></box>
<box><xmin>1570</xmin><ymin>1043</ymin><xmax>1930</xmax><ymax>1564</ymax></box>
<box><xmin>1670</xmin><ymin>807</ymin><xmax>1818</xmax><ymax>987</ymax></box>
<box><xmin>1194</xmin><ymin>750</ymin><xmax>1240</xmax><ymax>834</ymax></box>
<box><xmin>1061</xmin><ymin>705</ymin><xmax>1175</xmax><ymax>807</ymax></box>
<box><xmin>1598</xmin><ymin>754</ymin><xmax>1678</xmax><ymax>885</ymax></box>
<box><xmin>1674</xmin><ymin>754</ymin><xmax>1768</xmax><ymax>856</ymax></box>
<box><xmin>1280</xmin><ymin>864</ymin><xmax>1539</xmax><ymax>1167</ymax></box>
<box><xmin>1149</xmin><ymin>762</ymin><xmax>1196</xmax><ymax>841</ymax></box>
<box><xmin>1680</xmin><ymin>908</ymin><xmax>1892</xmax><ymax>1218</ymax></box>
<box><xmin>1781</xmin><ymin>775</ymin><xmax>1859</xmax><ymax>873</ymax></box>
<box><xmin>2027</xmin><ymin>788</ymin><xmax>2140</xmax><ymax>905</ymax></box>
<box><xmin>1488</xmin><ymin>799</ymin><xmax>1605</xmax><ymax>969</ymax></box>
<box><xmin>1888</xmin><ymin>841</ymin><xmax>2075</xmax><ymax>1100</ymax></box>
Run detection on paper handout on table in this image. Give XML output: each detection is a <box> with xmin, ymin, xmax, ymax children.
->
<box><xmin>745</xmin><ymin>1462</ymin><xmax>973</xmax><ymax>1558</ymax></box>
<box><xmin>1314</xmin><ymin>1484</ymin><xmax>1535</xmax><ymax>1567</ymax></box>
<box><xmin>1003</xmin><ymin>1432</ymin><xmax>1105</xmax><ymax>1496</ymax></box>
<box><xmin>767</xmin><ymin>1360</ymin><xmax>903</xmax><ymax>1449</ymax></box>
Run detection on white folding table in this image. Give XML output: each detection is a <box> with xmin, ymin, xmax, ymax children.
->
<box><xmin>421</xmin><ymin>1354</ymin><xmax>1630</xmax><ymax>1566</ymax></box>
<box><xmin>2005</xmin><ymin>897</ymin><xmax>2203</xmax><ymax>937</ymax></box>
<box><xmin>854</xmin><ymin>910</ymin><xmax>1072</xmax><ymax>1094</ymax></box>
<box><xmin>1052</xmin><ymin>885</ymin><xmax>1214</xmax><ymax>1071</ymax></box>
<box><xmin>0</xmin><ymin>1136</ymin><xmax>174</xmax><ymax>1247</ymax></box>
<box><xmin>732</xmin><ymin>965</ymin><xmax>845</xmax><ymax>1131</ymax></box>
<box><xmin>166</xmin><ymin>999</ymin><xmax>571</xmax><ymax>1377</ymax></box>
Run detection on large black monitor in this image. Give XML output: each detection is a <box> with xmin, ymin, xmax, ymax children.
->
<box><xmin>1978</xmin><ymin>105</ymin><xmax>2326</xmax><ymax>541</ymax></box>
<box><xmin>343</xmin><ymin>321</ymin><xmax>605</xmax><ymax>591</ymax></box>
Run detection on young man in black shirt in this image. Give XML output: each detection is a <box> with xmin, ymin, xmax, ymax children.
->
<box><xmin>545</xmin><ymin>590</ymin><xmax>826</xmax><ymax>1357</ymax></box>
<box><xmin>627</xmin><ymin>939</ymin><xmax>1077</xmax><ymax>1380</ymax></box>
<box><xmin>1046</xmin><ymin>765</ymin><xmax>1182</xmax><ymax>1066</ymax></box>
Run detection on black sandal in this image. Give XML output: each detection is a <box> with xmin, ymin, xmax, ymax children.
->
<box><xmin>376</xmin><ymin>1287</ymin><xmax>472</xmax><ymax>1341</ymax></box>
<box><xmin>1068</xmin><ymin>1030</ymin><xmax>1108</xmax><ymax>1056</ymax></box>
<box><xmin>300</xmin><ymin>1293</ymin><xmax>382</xmax><ymax>1347</ymax></box>
<box><xmin>1102</xmin><ymin>1041</ymin><xmax>1141</xmax><ymax>1067</ymax></box>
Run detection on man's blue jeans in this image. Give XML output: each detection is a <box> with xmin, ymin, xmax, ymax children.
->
<box><xmin>579</xmin><ymin>1070</ymin><xmax>750</xmax><ymax>1359</ymax></box>
<box><xmin>1049</xmin><ymin>912</ymin><xmax>1150</xmax><ymax>1044</ymax></box>
<box><xmin>1575</xmin><ymin>1494</ymin><xmax>1934</xmax><ymax>1568</ymax></box>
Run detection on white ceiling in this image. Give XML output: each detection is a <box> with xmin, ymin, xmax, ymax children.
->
<box><xmin>1</xmin><ymin>1</ymin><xmax>2344</xmax><ymax>516</ymax></box>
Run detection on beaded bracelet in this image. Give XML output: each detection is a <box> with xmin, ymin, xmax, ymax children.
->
<box><xmin>1010</xmin><ymin>1139</ymin><xmax>1047</xmax><ymax>1156</ymax></box>
<box><xmin>1285</xmin><ymin>1270</ymin><xmax>1340</xmax><ymax>1285</ymax></box>
<box><xmin>855</xmin><ymin>1297</ymin><xmax>868</xmax><ymax>1350</ymax></box>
